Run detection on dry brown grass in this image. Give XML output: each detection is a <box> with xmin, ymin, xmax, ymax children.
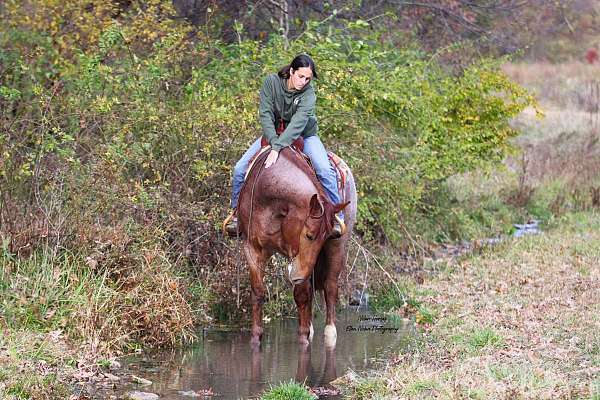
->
<box><xmin>341</xmin><ymin>212</ymin><xmax>600</xmax><ymax>399</ymax></box>
<box><xmin>498</xmin><ymin>62</ymin><xmax>600</xmax><ymax>212</ymax></box>
<box><xmin>503</xmin><ymin>62</ymin><xmax>600</xmax><ymax>109</ymax></box>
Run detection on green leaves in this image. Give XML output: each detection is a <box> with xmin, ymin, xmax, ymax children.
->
<box><xmin>184</xmin><ymin>23</ymin><xmax>533</xmax><ymax>244</ymax></box>
<box><xmin>0</xmin><ymin>85</ymin><xmax>21</xmax><ymax>100</ymax></box>
<box><xmin>0</xmin><ymin>16</ymin><xmax>533</xmax><ymax>248</ymax></box>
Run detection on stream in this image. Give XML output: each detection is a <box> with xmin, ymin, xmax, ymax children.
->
<box><xmin>110</xmin><ymin>309</ymin><xmax>416</xmax><ymax>399</ymax></box>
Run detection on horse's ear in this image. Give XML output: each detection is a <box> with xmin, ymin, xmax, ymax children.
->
<box><xmin>333</xmin><ymin>201</ymin><xmax>350</xmax><ymax>214</ymax></box>
<box><xmin>309</xmin><ymin>194</ymin><xmax>324</xmax><ymax>218</ymax></box>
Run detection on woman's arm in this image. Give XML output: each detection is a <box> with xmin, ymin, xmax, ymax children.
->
<box><xmin>258</xmin><ymin>76</ymin><xmax>278</xmax><ymax>146</ymax></box>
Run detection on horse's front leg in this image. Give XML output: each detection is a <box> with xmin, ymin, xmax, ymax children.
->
<box><xmin>293</xmin><ymin>279</ymin><xmax>313</xmax><ymax>345</ymax></box>
<box><xmin>323</xmin><ymin>276</ymin><xmax>339</xmax><ymax>347</ymax></box>
<box><xmin>244</xmin><ymin>243</ymin><xmax>268</xmax><ymax>346</ymax></box>
<box><xmin>323</xmin><ymin>243</ymin><xmax>346</xmax><ymax>348</ymax></box>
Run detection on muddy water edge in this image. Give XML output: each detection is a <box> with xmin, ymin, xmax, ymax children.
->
<box><xmin>91</xmin><ymin>309</ymin><xmax>416</xmax><ymax>399</ymax></box>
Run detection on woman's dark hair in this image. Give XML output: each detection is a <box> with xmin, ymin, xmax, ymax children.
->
<box><xmin>277</xmin><ymin>54</ymin><xmax>318</xmax><ymax>79</ymax></box>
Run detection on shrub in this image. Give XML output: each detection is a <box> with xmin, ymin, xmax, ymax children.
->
<box><xmin>0</xmin><ymin>5</ymin><xmax>533</xmax><ymax>348</ymax></box>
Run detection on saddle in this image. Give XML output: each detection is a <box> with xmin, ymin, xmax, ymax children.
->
<box><xmin>245</xmin><ymin>138</ymin><xmax>349</xmax><ymax>201</ymax></box>
<box><xmin>246</xmin><ymin>119</ymin><xmax>349</xmax><ymax>198</ymax></box>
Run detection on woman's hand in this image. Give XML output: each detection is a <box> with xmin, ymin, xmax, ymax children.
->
<box><xmin>264</xmin><ymin>149</ymin><xmax>279</xmax><ymax>169</ymax></box>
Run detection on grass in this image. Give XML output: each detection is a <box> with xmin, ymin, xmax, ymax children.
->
<box><xmin>339</xmin><ymin>211</ymin><xmax>600</xmax><ymax>399</ymax></box>
<box><xmin>0</xmin><ymin>242</ymin><xmax>207</xmax><ymax>399</ymax></box>
<box><xmin>1</xmin><ymin>245</ymin><xmax>198</xmax><ymax>352</ymax></box>
<box><xmin>0</xmin><ymin>332</ymin><xmax>73</xmax><ymax>400</ymax></box>
<box><xmin>465</xmin><ymin>327</ymin><xmax>504</xmax><ymax>352</ymax></box>
<box><xmin>369</xmin><ymin>283</ymin><xmax>437</xmax><ymax>327</ymax></box>
<box><xmin>340</xmin><ymin>376</ymin><xmax>390</xmax><ymax>400</ymax></box>
<box><xmin>261</xmin><ymin>381</ymin><xmax>316</xmax><ymax>400</ymax></box>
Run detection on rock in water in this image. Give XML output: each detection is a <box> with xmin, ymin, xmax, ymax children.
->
<box><xmin>125</xmin><ymin>391</ymin><xmax>159</xmax><ymax>400</ymax></box>
<box><xmin>177</xmin><ymin>390</ymin><xmax>200</xmax><ymax>397</ymax></box>
<box><xmin>131</xmin><ymin>375</ymin><xmax>153</xmax><ymax>385</ymax></box>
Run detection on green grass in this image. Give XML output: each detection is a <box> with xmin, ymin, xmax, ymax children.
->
<box><xmin>0</xmin><ymin>250</ymin><xmax>95</xmax><ymax>334</ymax></box>
<box><xmin>344</xmin><ymin>377</ymin><xmax>390</xmax><ymax>399</ymax></box>
<box><xmin>0</xmin><ymin>365</ymin><xmax>70</xmax><ymax>400</ymax></box>
<box><xmin>370</xmin><ymin>284</ymin><xmax>419</xmax><ymax>313</ymax></box>
<box><xmin>466</xmin><ymin>327</ymin><xmax>504</xmax><ymax>352</ymax></box>
<box><xmin>370</xmin><ymin>284</ymin><xmax>437</xmax><ymax>327</ymax></box>
<box><xmin>261</xmin><ymin>381</ymin><xmax>316</xmax><ymax>400</ymax></box>
<box><xmin>1</xmin><ymin>244</ymin><xmax>197</xmax><ymax>351</ymax></box>
<box><xmin>592</xmin><ymin>380</ymin><xmax>600</xmax><ymax>400</ymax></box>
<box><xmin>405</xmin><ymin>379</ymin><xmax>438</xmax><ymax>396</ymax></box>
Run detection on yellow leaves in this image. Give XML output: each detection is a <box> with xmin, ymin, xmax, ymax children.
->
<box><xmin>2</xmin><ymin>0</ymin><xmax>189</xmax><ymax>59</ymax></box>
<box><xmin>461</xmin><ymin>115</ymin><xmax>480</xmax><ymax>123</ymax></box>
<box><xmin>92</xmin><ymin>95</ymin><xmax>119</xmax><ymax>114</ymax></box>
<box><xmin>30</xmin><ymin>84</ymin><xmax>45</xmax><ymax>97</ymax></box>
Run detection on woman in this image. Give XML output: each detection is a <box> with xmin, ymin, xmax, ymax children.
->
<box><xmin>225</xmin><ymin>53</ymin><xmax>343</xmax><ymax>238</ymax></box>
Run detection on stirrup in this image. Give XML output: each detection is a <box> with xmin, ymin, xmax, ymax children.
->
<box><xmin>222</xmin><ymin>210</ymin><xmax>237</xmax><ymax>235</ymax></box>
<box><xmin>335</xmin><ymin>214</ymin><xmax>347</xmax><ymax>236</ymax></box>
<box><xmin>329</xmin><ymin>214</ymin><xmax>346</xmax><ymax>239</ymax></box>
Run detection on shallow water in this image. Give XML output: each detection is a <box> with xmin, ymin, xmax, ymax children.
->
<box><xmin>119</xmin><ymin>309</ymin><xmax>415</xmax><ymax>399</ymax></box>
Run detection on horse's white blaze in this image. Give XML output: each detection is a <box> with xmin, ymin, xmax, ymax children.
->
<box><xmin>309</xmin><ymin>323</ymin><xmax>314</xmax><ymax>341</ymax></box>
<box><xmin>287</xmin><ymin>257</ymin><xmax>301</xmax><ymax>283</ymax></box>
<box><xmin>324</xmin><ymin>324</ymin><xmax>337</xmax><ymax>347</ymax></box>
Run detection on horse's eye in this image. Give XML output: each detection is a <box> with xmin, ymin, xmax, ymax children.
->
<box><xmin>306</xmin><ymin>232</ymin><xmax>315</xmax><ymax>241</ymax></box>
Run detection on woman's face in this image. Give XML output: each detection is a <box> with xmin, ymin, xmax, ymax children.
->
<box><xmin>289</xmin><ymin>67</ymin><xmax>313</xmax><ymax>91</ymax></box>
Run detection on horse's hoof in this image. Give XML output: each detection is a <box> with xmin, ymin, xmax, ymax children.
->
<box><xmin>298</xmin><ymin>335</ymin><xmax>310</xmax><ymax>346</ymax></box>
<box><xmin>250</xmin><ymin>334</ymin><xmax>262</xmax><ymax>346</ymax></box>
<box><xmin>297</xmin><ymin>327</ymin><xmax>312</xmax><ymax>345</ymax></box>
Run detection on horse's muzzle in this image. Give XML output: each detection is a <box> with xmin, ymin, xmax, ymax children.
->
<box><xmin>288</xmin><ymin>259</ymin><xmax>307</xmax><ymax>285</ymax></box>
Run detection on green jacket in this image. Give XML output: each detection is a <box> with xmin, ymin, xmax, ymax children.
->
<box><xmin>259</xmin><ymin>73</ymin><xmax>318</xmax><ymax>152</ymax></box>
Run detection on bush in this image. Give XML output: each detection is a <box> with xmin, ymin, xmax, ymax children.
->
<box><xmin>0</xmin><ymin>3</ymin><xmax>533</xmax><ymax>349</ymax></box>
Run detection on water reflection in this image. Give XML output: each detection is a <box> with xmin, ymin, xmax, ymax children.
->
<box><xmin>122</xmin><ymin>310</ymin><xmax>414</xmax><ymax>399</ymax></box>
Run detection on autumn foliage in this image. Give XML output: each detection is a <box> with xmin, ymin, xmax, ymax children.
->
<box><xmin>1</xmin><ymin>1</ymin><xmax>533</xmax><ymax>348</ymax></box>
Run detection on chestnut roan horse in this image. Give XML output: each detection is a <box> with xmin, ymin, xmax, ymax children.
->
<box><xmin>237</xmin><ymin>146</ymin><xmax>356</xmax><ymax>347</ymax></box>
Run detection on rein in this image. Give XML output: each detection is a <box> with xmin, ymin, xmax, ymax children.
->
<box><xmin>246</xmin><ymin>148</ymin><xmax>271</xmax><ymax>241</ymax></box>
<box><xmin>236</xmin><ymin>148</ymin><xmax>272</xmax><ymax>278</ymax></box>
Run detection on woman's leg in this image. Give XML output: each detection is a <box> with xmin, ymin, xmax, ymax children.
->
<box><xmin>231</xmin><ymin>137</ymin><xmax>262</xmax><ymax>209</ymax></box>
<box><xmin>303</xmin><ymin>136</ymin><xmax>342</xmax><ymax>218</ymax></box>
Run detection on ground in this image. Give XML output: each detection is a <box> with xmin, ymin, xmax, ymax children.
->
<box><xmin>339</xmin><ymin>211</ymin><xmax>600</xmax><ymax>399</ymax></box>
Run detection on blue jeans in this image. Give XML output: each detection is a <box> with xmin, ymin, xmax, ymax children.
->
<box><xmin>230</xmin><ymin>136</ymin><xmax>342</xmax><ymax>219</ymax></box>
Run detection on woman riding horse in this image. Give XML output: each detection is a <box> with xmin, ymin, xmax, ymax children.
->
<box><xmin>225</xmin><ymin>54</ymin><xmax>343</xmax><ymax>238</ymax></box>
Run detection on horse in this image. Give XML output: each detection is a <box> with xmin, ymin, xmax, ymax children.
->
<box><xmin>236</xmin><ymin>146</ymin><xmax>357</xmax><ymax>347</ymax></box>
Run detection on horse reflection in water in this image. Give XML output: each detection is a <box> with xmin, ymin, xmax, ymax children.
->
<box><xmin>248</xmin><ymin>344</ymin><xmax>337</xmax><ymax>396</ymax></box>
<box><xmin>122</xmin><ymin>314</ymin><xmax>412</xmax><ymax>399</ymax></box>
<box><xmin>136</xmin><ymin>332</ymin><xmax>342</xmax><ymax>398</ymax></box>
<box><xmin>237</xmin><ymin>146</ymin><xmax>357</xmax><ymax>347</ymax></box>
<box><xmin>295</xmin><ymin>345</ymin><xmax>337</xmax><ymax>391</ymax></box>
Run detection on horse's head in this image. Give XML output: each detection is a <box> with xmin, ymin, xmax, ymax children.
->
<box><xmin>286</xmin><ymin>193</ymin><xmax>349</xmax><ymax>285</ymax></box>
